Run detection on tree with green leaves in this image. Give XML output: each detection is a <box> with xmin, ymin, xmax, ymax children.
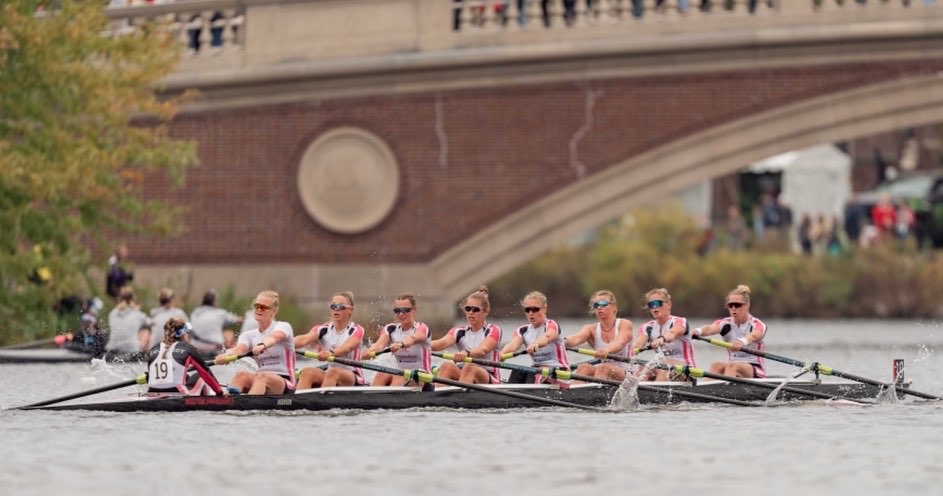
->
<box><xmin>0</xmin><ymin>1</ymin><xmax>197</xmax><ymax>344</ymax></box>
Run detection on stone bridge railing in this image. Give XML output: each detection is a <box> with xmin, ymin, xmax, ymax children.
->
<box><xmin>105</xmin><ymin>0</ymin><xmax>941</xmax><ymax>73</ymax></box>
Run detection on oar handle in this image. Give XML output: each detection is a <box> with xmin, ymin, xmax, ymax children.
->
<box><xmin>499</xmin><ymin>349</ymin><xmax>528</xmax><ymax>361</ymax></box>
<box><xmin>215</xmin><ymin>351</ymin><xmax>252</xmax><ymax>365</ymax></box>
<box><xmin>365</xmin><ymin>347</ymin><xmax>392</xmax><ymax>359</ymax></box>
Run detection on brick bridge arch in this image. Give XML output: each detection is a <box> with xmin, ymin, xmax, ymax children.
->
<box><xmin>122</xmin><ymin>1</ymin><xmax>943</xmax><ymax>324</ymax></box>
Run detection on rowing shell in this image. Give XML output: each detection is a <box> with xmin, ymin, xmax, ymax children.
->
<box><xmin>23</xmin><ymin>377</ymin><xmax>902</xmax><ymax>412</ymax></box>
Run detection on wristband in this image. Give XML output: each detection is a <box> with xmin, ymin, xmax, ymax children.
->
<box><xmin>693</xmin><ymin>327</ymin><xmax>703</xmax><ymax>337</ymax></box>
<box><xmin>738</xmin><ymin>337</ymin><xmax>749</xmax><ymax>346</ymax></box>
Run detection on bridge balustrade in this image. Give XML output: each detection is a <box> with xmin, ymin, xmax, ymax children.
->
<box><xmin>104</xmin><ymin>0</ymin><xmax>938</xmax><ymax>69</ymax></box>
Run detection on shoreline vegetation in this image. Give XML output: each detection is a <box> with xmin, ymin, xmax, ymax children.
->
<box><xmin>487</xmin><ymin>206</ymin><xmax>943</xmax><ymax>321</ymax></box>
<box><xmin>5</xmin><ymin>207</ymin><xmax>942</xmax><ymax>347</ymax></box>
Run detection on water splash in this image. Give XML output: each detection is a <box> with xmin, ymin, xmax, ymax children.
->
<box><xmin>764</xmin><ymin>362</ymin><xmax>814</xmax><ymax>405</ymax></box>
<box><xmin>876</xmin><ymin>384</ymin><xmax>901</xmax><ymax>404</ymax></box>
<box><xmin>609</xmin><ymin>373</ymin><xmax>640</xmax><ymax>411</ymax></box>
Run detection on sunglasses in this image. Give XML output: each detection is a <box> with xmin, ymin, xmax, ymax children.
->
<box><xmin>253</xmin><ymin>303</ymin><xmax>272</xmax><ymax>312</ymax></box>
<box><xmin>727</xmin><ymin>302</ymin><xmax>745</xmax><ymax>309</ymax></box>
<box><xmin>329</xmin><ymin>303</ymin><xmax>351</xmax><ymax>311</ymax></box>
<box><xmin>393</xmin><ymin>307</ymin><xmax>413</xmax><ymax>315</ymax></box>
<box><xmin>591</xmin><ymin>300</ymin><xmax>611</xmax><ymax>310</ymax></box>
<box><xmin>523</xmin><ymin>306</ymin><xmax>542</xmax><ymax>314</ymax></box>
<box><xmin>463</xmin><ymin>306</ymin><xmax>482</xmax><ymax>313</ymax></box>
<box><xmin>646</xmin><ymin>300</ymin><xmax>665</xmax><ymax>309</ymax></box>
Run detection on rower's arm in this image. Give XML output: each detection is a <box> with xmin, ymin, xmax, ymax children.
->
<box><xmin>367</xmin><ymin>331</ymin><xmax>391</xmax><ymax>353</ymax></box>
<box><xmin>500</xmin><ymin>334</ymin><xmax>523</xmax><ymax>355</ymax></box>
<box><xmin>334</xmin><ymin>330</ymin><xmax>364</xmax><ymax>357</ymax></box>
<box><xmin>607</xmin><ymin>319</ymin><xmax>634</xmax><ymax>353</ymax></box>
<box><xmin>664</xmin><ymin>321</ymin><xmax>687</xmax><ymax>343</ymax></box>
<box><xmin>563</xmin><ymin>324</ymin><xmax>593</xmax><ymax>348</ymax></box>
<box><xmin>430</xmin><ymin>332</ymin><xmax>455</xmax><ymax>351</ymax></box>
<box><xmin>695</xmin><ymin>322</ymin><xmax>720</xmax><ymax>337</ymax></box>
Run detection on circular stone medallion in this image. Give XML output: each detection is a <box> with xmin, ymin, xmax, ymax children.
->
<box><xmin>297</xmin><ymin>127</ymin><xmax>400</xmax><ymax>234</ymax></box>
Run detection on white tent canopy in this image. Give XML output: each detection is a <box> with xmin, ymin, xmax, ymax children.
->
<box><xmin>748</xmin><ymin>143</ymin><xmax>852</xmax><ymax>221</ymax></box>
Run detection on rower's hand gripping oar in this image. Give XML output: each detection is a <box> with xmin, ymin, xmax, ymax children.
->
<box><xmin>364</xmin><ymin>347</ymin><xmax>392</xmax><ymax>360</ymax></box>
<box><xmin>567</xmin><ymin>347</ymin><xmax>872</xmax><ymax>404</ymax></box>
<box><xmin>692</xmin><ymin>334</ymin><xmax>940</xmax><ymax>401</ymax></box>
<box><xmin>436</xmin><ymin>351</ymin><xmax>758</xmax><ymax>407</ymax></box>
<box><xmin>499</xmin><ymin>349</ymin><xmax>529</xmax><ymax>361</ymax></box>
<box><xmin>297</xmin><ymin>350</ymin><xmax>606</xmax><ymax>411</ymax></box>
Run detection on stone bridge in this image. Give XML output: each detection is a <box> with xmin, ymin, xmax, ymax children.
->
<box><xmin>109</xmin><ymin>0</ymin><xmax>943</xmax><ymax>324</ymax></box>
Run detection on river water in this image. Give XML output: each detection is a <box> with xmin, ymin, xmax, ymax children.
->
<box><xmin>2</xmin><ymin>319</ymin><xmax>942</xmax><ymax>495</ymax></box>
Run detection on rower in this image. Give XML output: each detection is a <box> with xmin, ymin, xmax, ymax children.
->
<box><xmin>500</xmin><ymin>291</ymin><xmax>570</xmax><ymax>384</ymax></box>
<box><xmin>366</xmin><ymin>292</ymin><xmax>433</xmax><ymax>389</ymax></box>
<box><xmin>147</xmin><ymin>287</ymin><xmax>188</xmax><ymax>351</ymax></box>
<box><xmin>104</xmin><ymin>286</ymin><xmax>152</xmax><ymax>360</ymax></box>
<box><xmin>564</xmin><ymin>290</ymin><xmax>634</xmax><ymax>381</ymax></box>
<box><xmin>693</xmin><ymin>284</ymin><xmax>768</xmax><ymax>379</ymax></box>
<box><xmin>431</xmin><ymin>285</ymin><xmax>503</xmax><ymax>384</ymax></box>
<box><xmin>190</xmin><ymin>289</ymin><xmax>241</xmax><ymax>354</ymax></box>
<box><xmin>632</xmin><ymin>287</ymin><xmax>695</xmax><ymax>382</ymax></box>
<box><xmin>293</xmin><ymin>291</ymin><xmax>365</xmax><ymax>389</ymax></box>
<box><xmin>146</xmin><ymin>317</ymin><xmax>224</xmax><ymax>396</ymax></box>
<box><xmin>215</xmin><ymin>290</ymin><xmax>295</xmax><ymax>395</ymax></box>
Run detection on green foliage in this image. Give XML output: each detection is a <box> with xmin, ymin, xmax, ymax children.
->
<box><xmin>0</xmin><ymin>1</ymin><xmax>197</xmax><ymax>344</ymax></box>
<box><xmin>491</xmin><ymin>206</ymin><xmax>943</xmax><ymax>320</ymax></box>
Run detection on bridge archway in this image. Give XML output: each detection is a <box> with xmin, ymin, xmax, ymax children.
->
<box><xmin>430</xmin><ymin>74</ymin><xmax>943</xmax><ymax>300</ymax></box>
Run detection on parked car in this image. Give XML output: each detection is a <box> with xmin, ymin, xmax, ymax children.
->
<box><xmin>853</xmin><ymin>171</ymin><xmax>943</xmax><ymax>248</ymax></box>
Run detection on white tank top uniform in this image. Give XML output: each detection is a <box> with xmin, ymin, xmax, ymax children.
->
<box><xmin>237</xmin><ymin>320</ymin><xmax>297</xmax><ymax>389</ymax></box>
<box><xmin>714</xmin><ymin>315</ymin><xmax>767</xmax><ymax>378</ymax></box>
<box><xmin>308</xmin><ymin>321</ymin><xmax>366</xmax><ymax>385</ymax></box>
<box><xmin>446</xmin><ymin>323</ymin><xmax>503</xmax><ymax>384</ymax></box>
<box><xmin>640</xmin><ymin>316</ymin><xmax>696</xmax><ymax>366</ymax></box>
<box><xmin>592</xmin><ymin>318</ymin><xmax>633</xmax><ymax>371</ymax></box>
<box><xmin>383</xmin><ymin>322</ymin><xmax>432</xmax><ymax>372</ymax></box>
<box><xmin>518</xmin><ymin>319</ymin><xmax>570</xmax><ymax>369</ymax></box>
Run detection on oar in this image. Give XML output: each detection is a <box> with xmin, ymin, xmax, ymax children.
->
<box><xmin>10</xmin><ymin>374</ymin><xmax>147</xmax><ymax>410</ymax></box>
<box><xmin>499</xmin><ymin>349</ymin><xmax>528</xmax><ymax>361</ymax></box>
<box><xmin>568</xmin><ymin>347</ymin><xmax>872</xmax><ymax>404</ymax></box>
<box><xmin>1</xmin><ymin>336</ymin><xmax>63</xmax><ymax>350</ymax></box>
<box><xmin>364</xmin><ymin>347</ymin><xmax>392</xmax><ymax>359</ymax></box>
<box><xmin>693</xmin><ymin>335</ymin><xmax>940</xmax><ymax>401</ymax></box>
<box><xmin>296</xmin><ymin>350</ymin><xmax>606</xmax><ymax>412</ymax></box>
<box><xmin>436</xmin><ymin>352</ymin><xmax>758</xmax><ymax>407</ymax></box>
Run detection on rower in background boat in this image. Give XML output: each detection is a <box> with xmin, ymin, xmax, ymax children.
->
<box><xmin>146</xmin><ymin>288</ymin><xmax>189</xmax><ymax>351</ymax></box>
<box><xmin>693</xmin><ymin>284</ymin><xmax>768</xmax><ymax>379</ymax></box>
<box><xmin>60</xmin><ymin>297</ymin><xmax>106</xmax><ymax>357</ymax></box>
<box><xmin>500</xmin><ymin>291</ymin><xmax>570</xmax><ymax>384</ymax></box>
<box><xmin>146</xmin><ymin>317</ymin><xmax>225</xmax><ymax>396</ymax></box>
<box><xmin>563</xmin><ymin>289</ymin><xmax>634</xmax><ymax>381</ymax></box>
<box><xmin>190</xmin><ymin>289</ymin><xmax>241</xmax><ymax>354</ymax></box>
<box><xmin>431</xmin><ymin>285</ymin><xmax>503</xmax><ymax>384</ymax></box>
<box><xmin>293</xmin><ymin>291</ymin><xmax>365</xmax><ymax>389</ymax></box>
<box><xmin>632</xmin><ymin>287</ymin><xmax>695</xmax><ymax>382</ymax></box>
<box><xmin>104</xmin><ymin>286</ymin><xmax>152</xmax><ymax>361</ymax></box>
<box><xmin>366</xmin><ymin>292</ymin><xmax>433</xmax><ymax>388</ymax></box>
<box><xmin>215</xmin><ymin>290</ymin><xmax>296</xmax><ymax>395</ymax></box>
